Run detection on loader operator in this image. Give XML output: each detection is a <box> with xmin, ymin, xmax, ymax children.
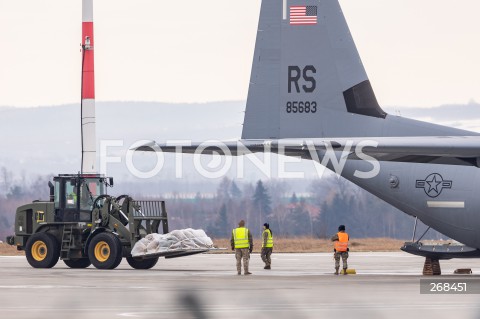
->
<box><xmin>231</xmin><ymin>220</ymin><xmax>253</xmax><ymax>275</ymax></box>
<box><xmin>66</xmin><ymin>186</ymin><xmax>77</xmax><ymax>208</ymax></box>
<box><xmin>331</xmin><ymin>224</ymin><xmax>349</xmax><ymax>275</ymax></box>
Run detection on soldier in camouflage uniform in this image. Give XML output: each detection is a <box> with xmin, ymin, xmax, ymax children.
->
<box><xmin>261</xmin><ymin>223</ymin><xmax>274</xmax><ymax>269</ymax></box>
<box><xmin>231</xmin><ymin>220</ymin><xmax>253</xmax><ymax>275</ymax></box>
<box><xmin>331</xmin><ymin>225</ymin><xmax>349</xmax><ymax>275</ymax></box>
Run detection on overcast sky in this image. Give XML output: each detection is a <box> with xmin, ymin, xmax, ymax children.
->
<box><xmin>1</xmin><ymin>0</ymin><xmax>479</xmax><ymax>108</ymax></box>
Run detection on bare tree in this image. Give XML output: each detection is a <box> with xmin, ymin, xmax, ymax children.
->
<box><xmin>1</xmin><ymin>167</ymin><xmax>12</xmax><ymax>195</ymax></box>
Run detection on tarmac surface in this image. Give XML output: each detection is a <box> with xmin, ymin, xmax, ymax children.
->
<box><xmin>1</xmin><ymin>252</ymin><xmax>480</xmax><ymax>319</ymax></box>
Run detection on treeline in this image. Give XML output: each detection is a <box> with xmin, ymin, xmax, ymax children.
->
<box><xmin>158</xmin><ymin>177</ymin><xmax>444</xmax><ymax>240</ymax></box>
<box><xmin>0</xmin><ymin>168</ymin><xmax>444</xmax><ymax>241</ymax></box>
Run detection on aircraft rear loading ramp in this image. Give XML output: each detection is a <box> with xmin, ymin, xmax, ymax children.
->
<box><xmin>402</xmin><ymin>241</ymin><xmax>480</xmax><ymax>275</ymax></box>
<box><xmin>402</xmin><ymin>241</ymin><xmax>480</xmax><ymax>260</ymax></box>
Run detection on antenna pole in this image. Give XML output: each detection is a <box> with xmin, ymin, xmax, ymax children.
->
<box><xmin>81</xmin><ymin>0</ymin><xmax>96</xmax><ymax>173</ymax></box>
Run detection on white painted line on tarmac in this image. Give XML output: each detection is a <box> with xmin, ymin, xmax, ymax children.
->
<box><xmin>118</xmin><ymin>303</ymin><xmax>480</xmax><ymax>317</ymax></box>
<box><xmin>348</xmin><ymin>254</ymin><xmax>418</xmax><ymax>258</ymax></box>
<box><xmin>0</xmin><ymin>285</ymin><xmax>150</xmax><ymax>289</ymax></box>
<box><xmin>274</xmin><ymin>258</ymin><xmax>300</xmax><ymax>261</ymax></box>
<box><xmin>1</xmin><ymin>305</ymin><xmax>143</xmax><ymax>312</ymax></box>
<box><xmin>0</xmin><ymin>285</ymin><xmax>77</xmax><ymax>289</ymax></box>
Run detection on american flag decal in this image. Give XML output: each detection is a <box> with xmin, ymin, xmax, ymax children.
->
<box><xmin>290</xmin><ymin>6</ymin><xmax>318</xmax><ymax>25</ymax></box>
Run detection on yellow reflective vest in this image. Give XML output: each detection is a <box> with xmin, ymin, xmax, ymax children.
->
<box><xmin>262</xmin><ymin>229</ymin><xmax>274</xmax><ymax>248</ymax></box>
<box><xmin>233</xmin><ymin>227</ymin><xmax>250</xmax><ymax>249</ymax></box>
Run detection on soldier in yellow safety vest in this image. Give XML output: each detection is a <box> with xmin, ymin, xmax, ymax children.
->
<box><xmin>230</xmin><ymin>220</ymin><xmax>253</xmax><ymax>275</ymax></box>
<box><xmin>261</xmin><ymin>223</ymin><xmax>274</xmax><ymax>269</ymax></box>
<box><xmin>331</xmin><ymin>224</ymin><xmax>349</xmax><ymax>275</ymax></box>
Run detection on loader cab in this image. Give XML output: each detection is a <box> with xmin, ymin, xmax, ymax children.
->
<box><xmin>52</xmin><ymin>174</ymin><xmax>112</xmax><ymax>222</ymax></box>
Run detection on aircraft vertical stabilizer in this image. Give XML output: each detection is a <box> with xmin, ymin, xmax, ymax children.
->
<box><xmin>242</xmin><ymin>0</ymin><xmax>466</xmax><ymax>140</ymax></box>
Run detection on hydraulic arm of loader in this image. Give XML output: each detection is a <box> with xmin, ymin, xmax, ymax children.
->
<box><xmin>89</xmin><ymin>195</ymin><xmax>169</xmax><ymax>252</ymax></box>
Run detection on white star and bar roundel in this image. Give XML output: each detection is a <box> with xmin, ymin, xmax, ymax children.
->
<box><xmin>416</xmin><ymin>173</ymin><xmax>453</xmax><ymax>198</ymax></box>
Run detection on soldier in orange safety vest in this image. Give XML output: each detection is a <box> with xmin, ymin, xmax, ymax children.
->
<box><xmin>331</xmin><ymin>225</ymin><xmax>349</xmax><ymax>275</ymax></box>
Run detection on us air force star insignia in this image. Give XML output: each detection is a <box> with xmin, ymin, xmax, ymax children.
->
<box><xmin>415</xmin><ymin>173</ymin><xmax>452</xmax><ymax>198</ymax></box>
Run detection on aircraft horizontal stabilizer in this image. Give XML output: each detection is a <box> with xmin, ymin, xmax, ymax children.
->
<box><xmin>134</xmin><ymin>140</ymin><xmax>269</xmax><ymax>156</ymax></box>
<box><xmin>134</xmin><ymin>136</ymin><xmax>480</xmax><ymax>167</ymax></box>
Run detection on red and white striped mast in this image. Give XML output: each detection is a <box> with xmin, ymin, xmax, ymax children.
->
<box><xmin>81</xmin><ymin>0</ymin><xmax>96</xmax><ymax>173</ymax></box>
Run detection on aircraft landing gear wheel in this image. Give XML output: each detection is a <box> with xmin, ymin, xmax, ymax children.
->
<box><xmin>88</xmin><ymin>232</ymin><xmax>123</xmax><ymax>270</ymax></box>
<box><xmin>63</xmin><ymin>258</ymin><xmax>91</xmax><ymax>268</ymax></box>
<box><xmin>126</xmin><ymin>256</ymin><xmax>159</xmax><ymax>270</ymax></box>
<box><xmin>25</xmin><ymin>233</ymin><xmax>60</xmax><ymax>268</ymax></box>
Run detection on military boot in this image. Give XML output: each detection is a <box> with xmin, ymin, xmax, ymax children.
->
<box><xmin>343</xmin><ymin>268</ymin><xmax>348</xmax><ymax>275</ymax></box>
<box><xmin>334</xmin><ymin>267</ymin><xmax>339</xmax><ymax>275</ymax></box>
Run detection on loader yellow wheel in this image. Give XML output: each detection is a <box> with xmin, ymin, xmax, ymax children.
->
<box><xmin>94</xmin><ymin>241</ymin><xmax>110</xmax><ymax>262</ymax></box>
<box><xmin>88</xmin><ymin>232</ymin><xmax>123</xmax><ymax>270</ymax></box>
<box><xmin>31</xmin><ymin>241</ymin><xmax>47</xmax><ymax>261</ymax></box>
<box><xmin>25</xmin><ymin>233</ymin><xmax>60</xmax><ymax>269</ymax></box>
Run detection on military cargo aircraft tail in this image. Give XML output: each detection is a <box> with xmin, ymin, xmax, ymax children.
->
<box><xmin>137</xmin><ymin>0</ymin><xmax>480</xmax><ymax>259</ymax></box>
